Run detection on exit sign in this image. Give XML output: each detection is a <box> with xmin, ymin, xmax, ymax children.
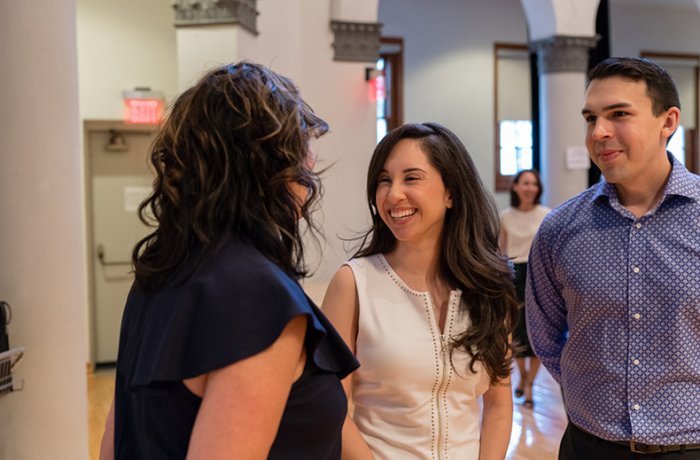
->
<box><xmin>123</xmin><ymin>89</ymin><xmax>164</xmax><ymax>125</ymax></box>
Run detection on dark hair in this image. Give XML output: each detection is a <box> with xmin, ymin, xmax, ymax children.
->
<box><xmin>132</xmin><ymin>62</ymin><xmax>328</xmax><ymax>290</ymax></box>
<box><xmin>509</xmin><ymin>169</ymin><xmax>543</xmax><ymax>208</ymax></box>
<box><xmin>588</xmin><ymin>57</ymin><xmax>681</xmax><ymax>116</ymax></box>
<box><xmin>355</xmin><ymin>122</ymin><xmax>518</xmax><ymax>384</ymax></box>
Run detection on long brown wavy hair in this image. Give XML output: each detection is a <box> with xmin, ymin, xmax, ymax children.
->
<box><xmin>355</xmin><ymin>123</ymin><xmax>518</xmax><ymax>383</ymax></box>
<box><xmin>133</xmin><ymin>62</ymin><xmax>328</xmax><ymax>290</ymax></box>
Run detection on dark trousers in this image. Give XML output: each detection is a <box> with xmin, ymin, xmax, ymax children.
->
<box><xmin>559</xmin><ymin>424</ymin><xmax>700</xmax><ymax>459</ymax></box>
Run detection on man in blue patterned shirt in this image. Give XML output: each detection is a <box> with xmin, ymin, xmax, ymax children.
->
<box><xmin>527</xmin><ymin>57</ymin><xmax>700</xmax><ymax>459</ymax></box>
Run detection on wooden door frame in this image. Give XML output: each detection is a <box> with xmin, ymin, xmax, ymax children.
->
<box><xmin>380</xmin><ymin>37</ymin><xmax>404</xmax><ymax>131</ymax></box>
<box><xmin>494</xmin><ymin>43</ymin><xmax>530</xmax><ymax>192</ymax></box>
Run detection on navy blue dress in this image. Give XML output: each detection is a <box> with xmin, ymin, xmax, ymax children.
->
<box><xmin>113</xmin><ymin>239</ymin><xmax>359</xmax><ymax>459</ymax></box>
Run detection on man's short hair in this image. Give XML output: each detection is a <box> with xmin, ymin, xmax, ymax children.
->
<box><xmin>587</xmin><ymin>57</ymin><xmax>681</xmax><ymax>116</ymax></box>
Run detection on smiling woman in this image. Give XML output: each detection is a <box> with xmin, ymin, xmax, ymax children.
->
<box><xmin>374</xmin><ymin>138</ymin><xmax>453</xmax><ymax>246</ymax></box>
<box><xmin>322</xmin><ymin>122</ymin><xmax>519</xmax><ymax>460</ymax></box>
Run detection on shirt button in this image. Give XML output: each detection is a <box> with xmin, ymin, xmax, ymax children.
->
<box><xmin>633</xmin><ymin>359</ymin><xmax>640</xmax><ymax>365</ymax></box>
<box><xmin>633</xmin><ymin>267</ymin><xmax>641</xmax><ymax>273</ymax></box>
<box><xmin>635</xmin><ymin>223</ymin><xmax>642</xmax><ymax>229</ymax></box>
<box><xmin>632</xmin><ymin>404</ymin><xmax>641</xmax><ymax>410</ymax></box>
<box><xmin>633</xmin><ymin>313</ymin><xmax>641</xmax><ymax>320</ymax></box>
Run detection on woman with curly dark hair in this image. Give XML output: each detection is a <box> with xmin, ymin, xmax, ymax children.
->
<box><xmin>323</xmin><ymin>122</ymin><xmax>518</xmax><ymax>459</ymax></box>
<box><xmin>99</xmin><ymin>62</ymin><xmax>358</xmax><ymax>459</ymax></box>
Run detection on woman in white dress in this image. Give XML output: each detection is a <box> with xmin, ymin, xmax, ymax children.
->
<box><xmin>323</xmin><ymin>123</ymin><xmax>518</xmax><ymax>460</ymax></box>
<box><xmin>498</xmin><ymin>170</ymin><xmax>550</xmax><ymax>409</ymax></box>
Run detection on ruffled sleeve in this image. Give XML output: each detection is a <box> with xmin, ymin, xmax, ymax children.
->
<box><xmin>117</xmin><ymin>240</ymin><xmax>358</xmax><ymax>388</ymax></box>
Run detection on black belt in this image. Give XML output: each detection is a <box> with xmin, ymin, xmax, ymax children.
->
<box><xmin>572</xmin><ymin>423</ymin><xmax>700</xmax><ymax>455</ymax></box>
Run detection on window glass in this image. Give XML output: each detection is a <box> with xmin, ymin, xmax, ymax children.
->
<box><xmin>499</xmin><ymin>120</ymin><xmax>533</xmax><ymax>175</ymax></box>
<box><xmin>668</xmin><ymin>124</ymin><xmax>685</xmax><ymax>165</ymax></box>
<box><xmin>494</xmin><ymin>44</ymin><xmax>532</xmax><ymax>190</ymax></box>
<box><xmin>376</xmin><ymin>58</ymin><xmax>388</xmax><ymax>144</ymax></box>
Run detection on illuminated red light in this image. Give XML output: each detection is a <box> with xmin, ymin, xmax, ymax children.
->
<box><xmin>375</xmin><ymin>75</ymin><xmax>386</xmax><ymax>102</ymax></box>
<box><xmin>368</xmin><ymin>74</ymin><xmax>386</xmax><ymax>102</ymax></box>
<box><xmin>125</xmin><ymin>98</ymin><xmax>164</xmax><ymax>125</ymax></box>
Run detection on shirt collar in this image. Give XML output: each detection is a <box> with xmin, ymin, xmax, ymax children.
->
<box><xmin>591</xmin><ymin>152</ymin><xmax>700</xmax><ymax>206</ymax></box>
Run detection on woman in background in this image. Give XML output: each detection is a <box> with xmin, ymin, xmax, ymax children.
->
<box><xmin>499</xmin><ymin>169</ymin><xmax>550</xmax><ymax>409</ymax></box>
<box><xmin>323</xmin><ymin>122</ymin><xmax>518</xmax><ymax>460</ymax></box>
<box><xmin>99</xmin><ymin>62</ymin><xmax>358</xmax><ymax>459</ymax></box>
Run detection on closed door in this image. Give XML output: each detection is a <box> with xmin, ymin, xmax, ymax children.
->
<box><xmin>86</xmin><ymin>122</ymin><xmax>157</xmax><ymax>364</ymax></box>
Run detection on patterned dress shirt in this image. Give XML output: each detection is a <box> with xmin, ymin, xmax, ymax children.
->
<box><xmin>526</xmin><ymin>154</ymin><xmax>700</xmax><ymax>445</ymax></box>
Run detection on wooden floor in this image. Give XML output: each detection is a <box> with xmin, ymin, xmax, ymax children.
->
<box><xmin>507</xmin><ymin>368</ymin><xmax>567</xmax><ymax>460</ymax></box>
<box><xmin>87</xmin><ymin>366</ymin><xmax>566</xmax><ymax>459</ymax></box>
<box><xmin>87</xmin><ymin>366</ymin><xmax>115</xmax><ymax>460</ymax></box>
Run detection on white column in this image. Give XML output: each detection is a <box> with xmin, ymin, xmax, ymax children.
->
<box><xmin>172</xmin><ymin>0</ymin><xmax>256</xmax><ymax>91</ymax></box>
<box><xmin>540</xmin><ymin>72</ymin><xmax>589</xmax><ymax>206</ymax></box>
<box><xmin>0</xmin><ymin>0</ymin><xmax>89</xmax><ymax>458</ymax></box>
<box><xmin>520</xmin><ymin>0</ymin><xmax>600</xmax><ymax>207</ymax></box>
<box><xmin>176</xmin><ymin>26</ymin><xmax>245</xmax><ymax>91</ymax></box>
<box><xmin>533</xmin><ymin>36</ymin><xmax>598</xmax><ymax>206</ymax></box>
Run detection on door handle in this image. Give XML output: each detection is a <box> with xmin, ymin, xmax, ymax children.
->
<box><xmin>96</xmin><ymin>244</ymin><xmax>132</xmax><ymax>267</ymax></box>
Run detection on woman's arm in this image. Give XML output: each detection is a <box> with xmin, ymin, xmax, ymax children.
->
<box><xmin>322</xmin><ymin>266</ymin><xmax>375</xmax><ymax>460</ymax></box>
<box><xmin>98</xmin><ymin>399</ymin><xmax>115</xmax><ymax>460</ymax></box>
<box><xmin>498</xmin><ymin>224</ymin><xmax>508</xmax><ymax>256</ymax></box>
<box><xmin>479</xmin><ymin>376</ymin><xmax>513</xmax><ymax>460</ymax></box>
<box><xmin>185</xmin><ymin>315</ymin><xmax>307</xmax><ymax>460</ymax></box>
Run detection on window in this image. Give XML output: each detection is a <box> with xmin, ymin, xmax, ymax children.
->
<box><xmin>375</xmin><ymin>58</ymin><xmax>388</xmax><ymax>144</ymax></box>
<box><xmin>494</xmin><ymin>44</ymin><xmax>532</xmax><ymax>191</ymax></box>
<box><xmin>499</xmin><ymin>120</ymin><xmax>533</xmax><ymax>175</ymax></box>
<box><xmin>668</xmin><ymin>124</ymin><xmax>686</xmax><ymax>165</ymax></box>
<box><xmin>641</xmin><ymin>52</ymin><xmax>698</xmax><ymax>173</ymax></box>
<box><xmin>376</xmin><ymin>38</ymin><xmax>404</xmax><ymax>144</ymax></box>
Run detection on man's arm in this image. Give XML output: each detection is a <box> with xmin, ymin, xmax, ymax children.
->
<box><xmin>525</xmin><ymin>222</ymin><xmax>568</xmax><ymax>384</ymax></box>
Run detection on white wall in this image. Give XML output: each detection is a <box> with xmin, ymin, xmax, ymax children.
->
<box><xmin>378</xmin><ymin>0</ymin><xmax>530</xmax><ymax>210</ymax></box>
<box><xmin>609</xmin><ymin>1</ymin><xmax>700</xmax><ymax>57</ymax></box>
<box><xmin>299</xmin><ymin>2</ymin><xmax>378</xmax><ymax>285</ymax></box>
<box><xmin>77</xmin><ymin>0</ymin><xmax>178</xmax><ymax>119</ymax></box>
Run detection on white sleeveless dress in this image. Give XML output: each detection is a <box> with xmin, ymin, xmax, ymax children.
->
<box><xmin>345</xmin><ymin>254</ymin><xmax>490</xmax><ymax>460</ymax></box>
